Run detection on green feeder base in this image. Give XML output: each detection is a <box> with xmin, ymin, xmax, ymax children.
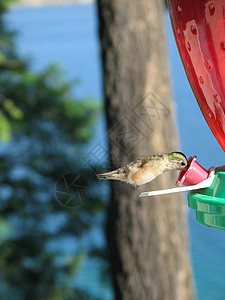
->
<box><xmin>188</xmin><ymin>170</ymin><xmax>225</xmax><ymax>230</ymax></box>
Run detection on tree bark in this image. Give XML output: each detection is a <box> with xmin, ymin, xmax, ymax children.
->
<box><xmin>97</xmin><ymin>1</ymin><xmax>194</xmax><ymax>299</ymax></box>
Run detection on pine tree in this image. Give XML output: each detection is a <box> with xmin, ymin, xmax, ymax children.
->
<box><xmin>0</xmin><ymin>1</ymin><xmax>105</xmax><ymax>299</ymax></box>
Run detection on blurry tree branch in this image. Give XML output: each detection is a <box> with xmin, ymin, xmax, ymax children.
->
<box><xmin>0</xmin><ymin>0</ymin><xmax>106</xmax><ymax>299</ymax></box>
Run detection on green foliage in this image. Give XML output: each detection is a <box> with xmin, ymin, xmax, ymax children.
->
<box><xmin>0</xmin><ymin>0</ymin><xmax>107</xmax><ymax>299</ymax></box>
<box><xmin>0</xmin><ymin>0</ymin><xmax>17</xmax><ymax>14</ymax></box>
<box><xmin>0</xmin><ymin>111</ymin><xmax>11</xmax><ymax>142</ymax></box>
<box><xmin>1</xmin><ymin>63</ymin><xmax>99</xmax><ymax>142</ymax></box>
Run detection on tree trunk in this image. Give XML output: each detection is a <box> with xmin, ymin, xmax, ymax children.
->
<box><xmin>97</xmin><ymin>1</ymin><xmax>194</xmax><ymax>299</ymax></box>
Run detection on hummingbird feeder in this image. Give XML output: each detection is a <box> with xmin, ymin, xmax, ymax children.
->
<box><xmin>141</xmin><ymin>0</ymin><xmax>225</xmax><ymax>230</ymax></box>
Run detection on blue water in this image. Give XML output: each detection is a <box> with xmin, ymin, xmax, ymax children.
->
<box><xmin>6</xmin><ymin>3</ymin><xmax>225</xmax><ymax>300</ymax></box>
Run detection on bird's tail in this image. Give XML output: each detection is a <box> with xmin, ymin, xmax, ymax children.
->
<box><xmin>96</xmin><ymin>170</ymin><xmax>126</xmax><ymax>182</ymax></box>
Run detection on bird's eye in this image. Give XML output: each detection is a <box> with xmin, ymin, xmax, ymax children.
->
<box><xmin>180</xmin><ymin>161</ymin><xmax>186</xmax><ymax>166</ymax></box>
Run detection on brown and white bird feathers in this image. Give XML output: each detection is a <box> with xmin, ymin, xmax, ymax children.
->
<box><xmin>97</xmin><ymin>152</ymin><xmax>188</xmax><ymax>188</ymax></box>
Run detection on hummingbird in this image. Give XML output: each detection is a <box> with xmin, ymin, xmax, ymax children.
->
<box><xmin>97</xmin><ymin>152</ymin><xmax>188</xmax><ymax>188</ymax></box>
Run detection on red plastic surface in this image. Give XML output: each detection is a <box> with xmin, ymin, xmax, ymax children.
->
<box><xmin>168</xmin><ymin>0</ymin><xmax>225</xmax><ymax>151</ymax></box>
<box><xmin>176</xmin><ymin>156</ymin><xmax>209</xmax><ymax>186</ymax></box>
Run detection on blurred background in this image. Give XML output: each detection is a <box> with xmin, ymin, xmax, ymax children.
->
<box><xmin>0</xmin><ymin>0</ymin><xmax>225</xmax><ymax>299</ymax></box>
